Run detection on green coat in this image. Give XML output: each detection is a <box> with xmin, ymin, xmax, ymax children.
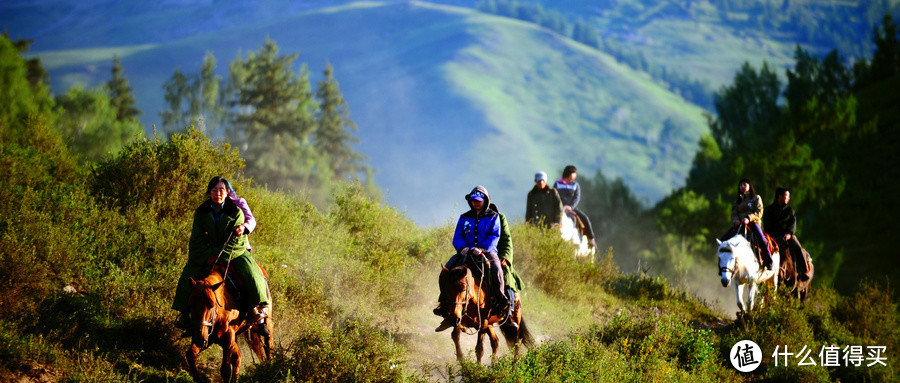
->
<box><xmin>172</xmin><ymin>198</ymin><xmax>268</xmax><ymax>312</ymax></box>
<box><xmin>497</xmin><ymin>212</ymin><xmax>524</xmax><ymax>292</ymax></box>
<box><xmin>525</xmin><ymin>185</ymin><xmax>563</xmax><ymax>227</ymax></box>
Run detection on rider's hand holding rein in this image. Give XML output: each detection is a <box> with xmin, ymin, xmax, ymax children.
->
<box><xmin>472</xmin><ymin>247</ymin><xmax>483</xmax><ymax>256</ymax></box>
<box><xmin>234</xmin><ymin>225</ymin><xmax>245</xmax><ymax>236</ymax></box>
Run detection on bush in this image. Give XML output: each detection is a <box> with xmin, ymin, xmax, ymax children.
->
<box><xmin>512</xmin><ymin>223</ymin><xmax>618</xmax><ymax>303</ymax></box>
<box><xmin>244</xmin><ymin>321</ymin><xmax>410</xmax><ymax>382</ymax></box>
<box><xmin>90</xmin><ymin>127</ymin><xmax>244</xmax><ymax>220</ymax></box>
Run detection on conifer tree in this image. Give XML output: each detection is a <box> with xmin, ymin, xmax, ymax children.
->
<box><xmin>106</xmin><ymin>55</ymin><xmax>141</xmax><ymax>122</ymax></box>
<box><xmin>314</xmin><ymin>63</ymin><xmax>366</xmax><ymax>180</ymax></box>
<box><xmin>224</xmin><ymin>38</ymin><xmax>321</xmax><ymax>192</ymax></box>
<box><xmin>57</xmin><ymin>86</ymin><xmax>143</xmax><ymax>162</ymax></box>
<box><xmin>0</xmin><ymin>35</ymin><xmax>55</xmax><ymax>131</ymax></box>
<box><xmin>160</xmin><ymin>52</ymin><xmax>223</xmax><ymax>135</ymax></box>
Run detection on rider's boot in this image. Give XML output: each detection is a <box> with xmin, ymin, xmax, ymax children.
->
<box><xmin>250</xmin><ymin>303</ymin><xmax>270</xmax><ymax>336</ymax></box>
<box><xmin>434</xmin><ymin>317</ymin><xmax>455</xmax><ymax>332</ymax></box>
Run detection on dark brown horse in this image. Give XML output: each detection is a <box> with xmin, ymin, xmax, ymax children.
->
<box><xmin>186</xmin><ymin>268</ymin><xmax>273</xmax><ymax>382</ymax></box>
<box><xmin>438</xmin><ymin>263</ymin><xmax>534</xmax><ymax>362</ymax></box>
<box><xmin>778</xmin><ymin>245</ymin><xmax>814</xmax><ymax>301</ymax></box>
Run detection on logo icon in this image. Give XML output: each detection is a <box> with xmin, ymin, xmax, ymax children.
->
<box><xmin>730</xmin><ymin>340</ymin><xmax>762</xmax><ymax>372</ymax></box>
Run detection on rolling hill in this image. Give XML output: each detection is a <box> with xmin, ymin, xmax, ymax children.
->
<box><xmin>9</xmin><ymin>1</ymin><xmax>710</xmax><ymax>224</ymax></box>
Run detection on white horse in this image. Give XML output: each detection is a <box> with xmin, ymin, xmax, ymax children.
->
<box><xmin>560</xmin><ymin>211</ymin><xmax>595</xmax><ymax>259</ymax></box>
<box><xmin>717</xmin><ymin>234</ymin><xmax>779</xmax><ymax>313</ymax></box>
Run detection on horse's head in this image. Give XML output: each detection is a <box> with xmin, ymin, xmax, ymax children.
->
<box><xmin>438</xmin><ymin>265</ymin><xmax>474</xmax><ymax>321</ymax></box>
<box><xmin>717</xmin><ymin>235</ymin><xmax>755</xmax><ymax>287</ymax></box>
<box><xmin>717</xmin><ymin>238</ymin><xmax>739</xmax><ymax>287</ymax></box>
<box><xmin>187</xmin><ymin>276</ymin><xmax>224</xmax><ymax>349</ymax></box>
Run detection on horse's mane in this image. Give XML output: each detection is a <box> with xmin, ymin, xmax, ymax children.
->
<box><xmin>720</xmin><ymin>235</ymin><xmax>749</xmax><ymax>250</ymax></box>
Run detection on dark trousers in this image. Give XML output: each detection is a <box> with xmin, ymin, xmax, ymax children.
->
<box><xmin>776</xmin><ymin>236</ymin><xmax>808</xmax><ymax>275</ymax></box>
<box><xmin>722</xmin><ymin>222</ymin><xmax>772</xmax><ymax>266</ymax></box>
<box><xmin>573</xmin><ymin>208</ymin><xmax>595</xmax><ymax>240</ymax></box>
<box><xmin>445</xmin><ymin>252</ymin><xmax>507</xmax><ymax>301</ymax></box>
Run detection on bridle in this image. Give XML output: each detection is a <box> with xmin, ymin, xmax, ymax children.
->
<box><xmin>446</xmin><ymin>255</ymin><xmax>490</xmax><ymax>335</ymax></box>
<box><xmin>719</xmin><ymin>247</ymin><xmax>737</xmax><ymax>280</ymax></box>
<box><xmin>197</xmin><ymin>282</ymin><xmax>224</xmax><ymax>350</ymax></box>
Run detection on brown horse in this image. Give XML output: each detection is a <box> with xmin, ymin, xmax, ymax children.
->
<box><xmin>778</xmin><ymin>245</ymin><xmax>814</xmax><ymax>301</ymax></box>
<box><xmin>186</xmin><ymin>268</ymin><xmax>273</xmax><ymax>383</ymax></box>
<box><xmin>438</xmin><ymin>263</ymin><xmax>534</xmax><ymax>362</ymax></box>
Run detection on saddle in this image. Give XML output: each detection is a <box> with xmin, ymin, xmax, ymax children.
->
<box><xmin>207</xmin><ymin>263</ymin><xmax>268</xmax><ymax>307</ymax></box>
<box><xmin>565</xmin><ymin>210</ymin><xmax>586</xmax><ymax>233</ymax></box>
<box><xmin>749</xmin><ymin>233</ymin><xmax>779</xmax><ymax>265</ymax></box>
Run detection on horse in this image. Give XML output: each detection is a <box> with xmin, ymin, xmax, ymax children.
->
<box><xmin>716</xmin><ymin>234</ymin><xmax>780</xmax><ymax>313</ymax></box>
<box><xmin>185</xmin><ymin>267</ymin><xmax>273</xmax><ymax>383</ymax></box>
<box><xmin>778</xmin><ymin>244</ymin><xmax>814</xmax><ymax>301</ymax></box>
<box><xmin>560</xmin><ymin>211</ymin><xmax>595</xmax><ymax>259</ymax></box>
<box><xmin>438</xmin><ymin>261</ymin><xmax>535</xmax><ymax>363</ymax></box>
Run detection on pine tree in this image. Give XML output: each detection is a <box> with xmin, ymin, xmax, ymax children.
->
<box><xmin>314</xmin><ymin>63</ymin><xmax>366</xmax><ymax>180</ymax></box>
<box><xmin>0</xmin><ymin>35</ymin><xmax>55</xmax><ymax>131</ymax></box>
<box><xmin>159</xmin><ymin>52</ymin><xmax>224</xmax><ymax>135</ymax></box>
<box><xmin>199</xmin><ymin>52</ymin><xmax>224</xmax><ymax>133</ymax></box>
<box><xmin>57</xmin><ymin>86</ymin><xmax>143</xmax><ymax>162</ymax></box>
<box><xmin>160</xmin><ymin>68</ymin><xmax>190</xmax><ymax>133</ymax></box>
<box><xmin>224</xmin><ymin>38</ymin><xmax>320</xmax><ymax>192</ymax></box>
<box><xmin>106</xmin><ymin>55</ymin><xmax>141</xmax><ymax>123</ymax></box>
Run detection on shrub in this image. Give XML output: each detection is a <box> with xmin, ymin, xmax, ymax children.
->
<box><xmin>244</xmin><ymin>320</ymin><xmax>410</xmax><ymax>382</ymax></box>
<box><xmin>90</xmin><ymin>127</ymin><xmax>244</xmax><ymax>220</ymax></box>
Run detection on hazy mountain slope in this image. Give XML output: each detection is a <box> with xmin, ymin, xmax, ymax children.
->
<box><xmin>22</xmin><ymin>1</ymin><xmax>707</xmax><ymax>224</ymax></box>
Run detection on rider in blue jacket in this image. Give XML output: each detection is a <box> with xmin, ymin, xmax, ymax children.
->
<box><xmin>434</xmin><ymin>185</ymin><xmax>509</xmax><ymax>331</ymax></box>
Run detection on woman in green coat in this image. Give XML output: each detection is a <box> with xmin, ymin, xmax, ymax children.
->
<box><xmin>173</xmin><ymin>177</ymin><xmax>269</xmax><ymax>331</ymax></box>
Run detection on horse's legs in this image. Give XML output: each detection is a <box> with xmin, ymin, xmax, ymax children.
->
<box><xmin>220</xmin><ymin>331</ymin><xmax>241</xmax><ymax>383</ymax></box>
<box><xmin>451</xmin><ymin>327</ymin><xmax>464</xmax><ymax>361</ymax></box>
<box><xmin>475</xmin><ymin>329</ymin><xmax>486</xmax><ymax>363</ymax></box>
<box><xmin>186</xmin><ymin>344</ymin><xmax>203</xmax><ymax>383</ymax></box>
<box><xmin>748</xmin><ymin>283</ymin><xmax>759</xmax><ymax>311</ymax></box>
<box><xmin>734</xmin><ymin>283</ymin><xmax>745</xmax><ymax>313</ymax></box>
<box><xmin>487</xmin><ymin>326</ymin><xmax>500</xmax><ymax>363</ymax></box>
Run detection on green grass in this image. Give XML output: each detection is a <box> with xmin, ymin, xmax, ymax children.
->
<box><xmin>635</xmin><ymin>18</ymin><xmax>798</xmax><ymax>88</ymax></box>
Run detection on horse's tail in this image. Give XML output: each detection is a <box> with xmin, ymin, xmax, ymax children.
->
<box><xmin>500</xmin><ymin>316</ymin><xmax>535</xmax><ymax>349</ymax></box>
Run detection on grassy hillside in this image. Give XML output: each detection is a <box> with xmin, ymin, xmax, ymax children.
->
<box><xmin>0</xmin><ymin>119</ymin><xmax>896</xmax><ymax>381</ymax></box>
<box><xmin>21</xmin><ymin>1</ymin><xmax>708</xmax><ymax>225</ymax></box>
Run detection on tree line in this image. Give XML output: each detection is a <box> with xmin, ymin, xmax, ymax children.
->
<box><xmin>575</xmin><ymin>14</ymin><xmax>900</xmax><ymax>293</ymax></box>
<box><xmin>5</xmin><ymin>35</ymin><xmax>371</xmax><ymax>205</ymax></box>
<box><xmin>159</xmin><ymin>39</ymin><xmax>371</xmax><ymax>203</ymax></box>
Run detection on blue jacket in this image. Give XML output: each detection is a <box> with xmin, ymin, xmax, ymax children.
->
<box><xmin>554</xmin><ymin>178</ymin><xmax>581</xmax><ymax>207</ymax></box>
<box><xmin>452</xmin><ymin>185</ymin><xmax>500</xmax><ymax>254</ymax></box>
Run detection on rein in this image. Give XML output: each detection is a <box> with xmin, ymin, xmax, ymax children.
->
<box><xmin>199</xmin><ymin>229</ymin><xmax>236</xmax><ymax>349</ymax></box>
<box><xmin>455</xmin><ymin>254</ymin><xmax>490</xmax><ymax>335</ymax></box>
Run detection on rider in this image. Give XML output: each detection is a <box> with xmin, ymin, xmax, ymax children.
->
<box><xmin>721</xmin><ymin>178</ymin><xmax>773</xmax><ymax>270</ymax></box>
<box><xmin>763</xmin><ymin>187</ymin><xmax>809</xmax><ymax>281</ymax></box>
<box><xmin>526</xmin><ymin>171</ymin><xmax>563</xmax><ymax>228</ymax></box>
<box><xmin>492</xmin><ymin>203</ymin><xmax>523</xmax><ymax>313</ymax></box>
<box><xmin>172</xmin><ymin>176</ymin><xmax>270</xmax><ymax>335</ymax></box>
<box><xmin>554</xmin><ymin>165</ymin><xmax>596</xmax><ymax>248</ymax></box>
<box><xmin>433</xmin><ymin>186</ymin><xmax>508</xmax><ymax>331</ymax></box>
